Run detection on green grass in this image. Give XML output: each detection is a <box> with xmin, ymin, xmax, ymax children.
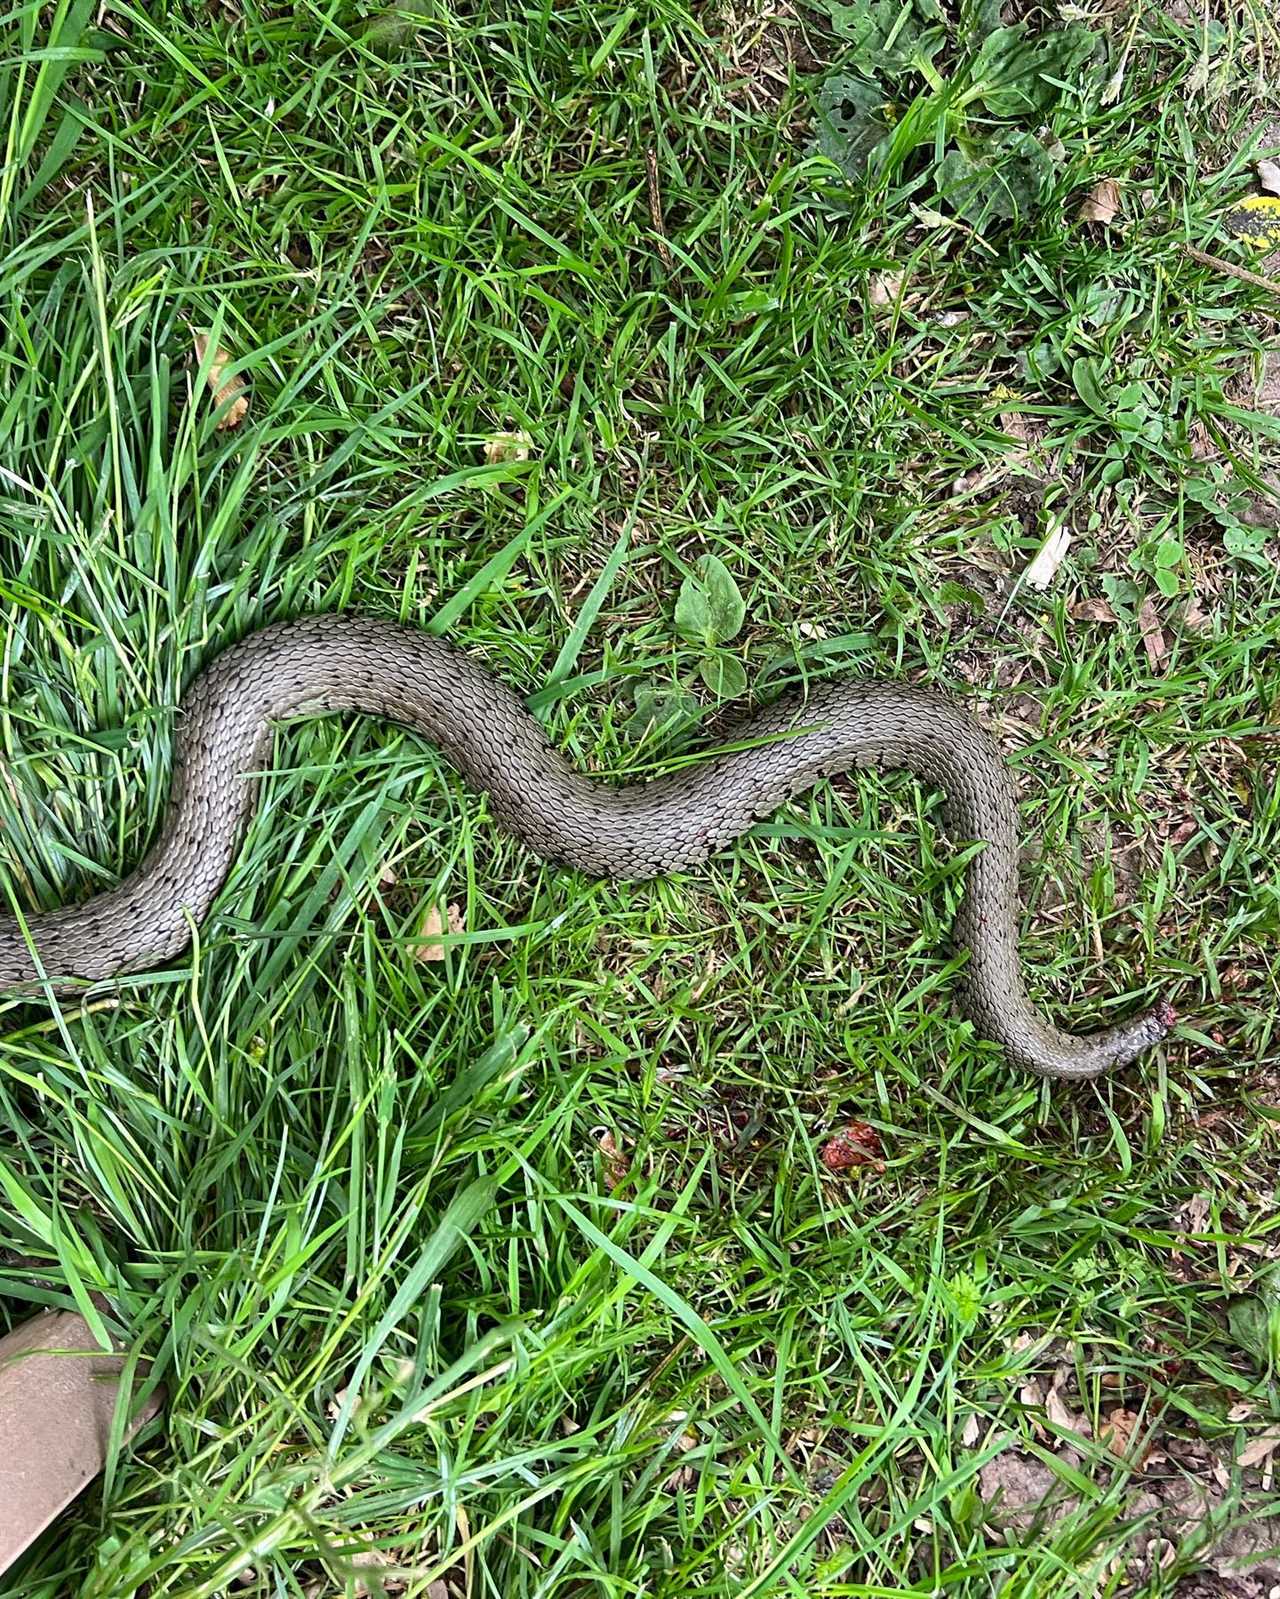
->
<box><xmin>2</xmin><ymin>0</ymin><xmax>1280</xmax><ymax>1594</ymax></box>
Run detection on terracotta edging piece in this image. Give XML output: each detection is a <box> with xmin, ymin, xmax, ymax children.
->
<box><xmin>0</xmin><ymin>1309</ymin><xmax>162</xmax><ymax>1574</ymax></box>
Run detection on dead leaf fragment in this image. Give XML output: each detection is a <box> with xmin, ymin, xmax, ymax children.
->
<box><xmin>1238</xmin><ymin>1429</ymin><xmax>1280</xmax><ymax>1468</ymax></box>
<box><xmin>352</xmin><ymin>1549</ymin><xmax>401</xmax><ymax>1598</ymax></box>
<box><xmin>1138</xmin><ymin>594</ymin><xmax>1168</xmax><ymax>672</ymax></box>
<box><xmin>1102</xmin><ymin>1406</ymin><xmax>1146</xmax><ymax>1461</ymax></box>
<box><xmin>1045</xmin><ymin>1379</ymin><xmax>1090</xmax><ymax>1439</ymax></box>
<box><xmin>192</xmin><ymin>333</ymin><xmax>249</xmax><ymax>429</ymax></box>
<box><xmin>819</xmin><ymin>1120</ymin><xmax>885</xmax><ymax>1173</ymax></box>
<box><xmin>1023</xmin><ymin>525</ymin><xmax>1072</xmax><ymax>590</ymax></box>
<box><xmin>1078</xmin><ymin>178</ymin><xmax>1122</xmax><ymax>226</ymax></box>
<box><xmin>1258</xmin><ymin>159</ymin><xmax>1280</xmax><ymax>197</ymax></box>
<box><xmin>1180</xmin><ymin>592</ymin><xmax>1211</xmax><ymax>632</ymax></box>
<box><xmin>414</xmin><ymin>902</ymin><xmax>464</xmax><ymax>962</ymax></box>
<box><xmin>483</xmin><ymin>430</ymin><xmax>532</xmax><ymax>463</ymax></box>
<box><xmin>598</xmin><ymin>1130</ymin><xmax>631</xmax><ymax>1188</ymax></box>
<box><xmin>1070</xmin><ymin>596</ymin><xmax>1119</xmax><ymax>623</ymax></box>
<box><xmin>868</xmin><ymin>270</ymin><xmax>904</xmax><ymax>307</ymax></box>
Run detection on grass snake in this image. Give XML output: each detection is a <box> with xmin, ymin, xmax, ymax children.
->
<box><xmin>0</xmin><ymin>614</ymin><xmax>1173</xmax><ymax>1078</ymax></box>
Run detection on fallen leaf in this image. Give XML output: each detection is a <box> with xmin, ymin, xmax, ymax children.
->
<box><xmin>598</xmin><ymin>1130</ymin><xmax>630</xmax><ymax>1188</ymax></box>
<box><xmin>960</xmin><ymin>1413</ymin><xmax>982</xmax><ymax>1447</ymax></box>
<box><xmin>662</xmin><ymin>1411</ymin><xmax>701</xmax><ymax>1491</ymax></box>
<box><xmin>978</xmin><ymin>1444</ymin><xmax>1075</xmax><ymax>1528</ymax></box>
<box><xmin>1258</xmin><ymin>159</ymin><xmax>1280</xmax><ymax>196</ymax></box>
<box><xmin>192</xmin><ymin>333</ymin><xmax>249</xmax><ymax>429</ymax></box>
<box><xmin>868</xmin><ymin>270</ymin><xmax>904</xmax><ymax>307</ymax></box>
<box><xmin>1238</xmin><ymin>1429</ymin><xmax>1280</xmax><ymax>1468</ymax></box>
<box><xmin>414</xmin><ymin>902</ymin><xmax>464</xmax><ymax>962</ymax></box>
<box><xmin>1078</xmin><ymin>178</ymin><xmax>1122</xmax><ymax>226</ymax></box>
<box><xmin>1102</xmin><ymin>1406</ymin><xmax>1145</xmax><ymax>1460</ymax></box>
<box><xmin>1023</xmin><ymin>526</ymin><xmax>1072</xmax><ymax>590</ymax></box>
<box><xmin>483</xmin><ymin>430</ymin><xmax>532</xmax><ymax>463</ymax></box>
<box><xmin>1070</xmin><ymin>596</ymin><xmax>1119</xmax><ymax>623</ymax></box>
<box><xmin>1000</xmin><ymin>410</ymin><xmax>1030</xmax><ymax>444</ymax></box>
<box><xmin>1138</xmin><ymin>594</ymin><xmax>1168</xmax><ymax>672</ymax></box>
<box><xmin>352</xmin><ymin>1549</ymin><xmax>401</xmax><ymax>1598</ymax></box>
<box><xmin>1180</xmin><ymin>592</ymin><xmax>1211</xmax><ymax>632</ymax></box>
<box><xmin>1046</xmin><ymin>1380</ymin><xmax>1090</xmax><ymax>1439</ymax></box>
<box><xmin>819</xmin><ymin>1120</ymin><xmax>885</xmax><ymax>1173</ymax></box>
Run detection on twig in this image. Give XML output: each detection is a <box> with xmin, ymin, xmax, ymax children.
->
<box><xmin>645</xmin><ymin>148</ymin><xmax>673</xmax><ymax>271</ymax></box>
<box><xmin>1178</xmin><ymin>241</ymin><xmax>1280</xmax><ymax>308</ymax></box>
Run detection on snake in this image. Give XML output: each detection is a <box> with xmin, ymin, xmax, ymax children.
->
<box><xmin>0</xmin><ymin>614</ymin><xmax>1173</xmax><ymax>1078</ymax></box>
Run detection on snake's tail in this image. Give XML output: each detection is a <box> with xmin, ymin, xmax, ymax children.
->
<box><xmin>1000</xmin><ymin>994</ymin><xmax>1175</xmax><ymax>1081</ymax></box>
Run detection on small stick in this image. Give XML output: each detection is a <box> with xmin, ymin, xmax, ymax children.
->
<box><xmin>645</xmin><ymin>148</ymin><xmax>674</xmax><ymax>271</ymax></box>
<box><xmin>1178</xmin><ymin>241</ymin><xmax>1280</xmax><ymax>307</ymax></box>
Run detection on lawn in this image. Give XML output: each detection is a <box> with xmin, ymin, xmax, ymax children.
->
<box><xmin>2</xmin><ymin>0</ymin><xmax>1279</xmax><ymax>1595</ymax></box>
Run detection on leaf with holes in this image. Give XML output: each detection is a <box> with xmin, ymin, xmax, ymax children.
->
<box><xmin>627</xmin><ymin>684</ymin><xmax>701</xmax><ymax>741</ymax></box>
<box><xmin>971</xmin><ymin>23</ymin><xmax>1103</xmax><ymax>118</ymax></box>
<box><xmin>812</xmin><ymin>74</ymin><xmax>892</xmax><ymax>180</ymax></box>
<box><xmin>934</xmin><ymin>133</ymin><xmax>1053</xmax><ymax>224</ymax></box>
<box><xmin>821</xmin><ymin>0</ymin><xmax>945</xmax><ymax>75</ymax></box>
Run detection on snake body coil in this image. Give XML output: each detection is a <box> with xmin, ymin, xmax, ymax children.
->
<box><xmin>0</xmin><ymin>615</ymin><xmax>1172</xmax><ymax>1078</ymax></box>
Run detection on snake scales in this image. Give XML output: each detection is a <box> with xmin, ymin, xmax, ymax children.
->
<box><xmin>0</xmin><ymin>614</ymin><xmax>1172</xmax><ymax>1078</ymax></box>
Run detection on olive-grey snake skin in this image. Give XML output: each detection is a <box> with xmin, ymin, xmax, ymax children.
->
<box><xmin>0</xmin><ymin>615</ymin><xmax>1172</xmax><ymax>1077</ymax></box>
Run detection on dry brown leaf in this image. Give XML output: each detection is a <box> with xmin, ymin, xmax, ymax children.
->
<box><xmin>414</xmin><ymin>902</ymin><xmax>464</xmax><ymax>962</ymax></box>
<box><xmin>868</xmin><ymin>270</ymin><xmax>904</xmax><ymax>307</ymax></box>
<box><xmin>1046</xmin><ymin>1381</ymin><xmax>1090</xmax><ymax>1438</ymax></box>
<box><xmin>662</xmin><ymin>1411</ymin><xmax>701</xmax><ymax>1491</ymax></box>
<box><xmin>1238</xmin><ymin>1429</ymin><xmax>1280</xmax><ymax>1468</ymax></box>
<box><xmin>1102</xmin><ymin>1406</ymin><xmax>1144</xmax><ymax>1460</ymax></box>
<box><xmin>483</xmin><ymin>430</ymin><xmax>532</xmax><ymax>463</ymax></box>
<box><xmin>598</xmin><ymin>1130</ymin><xmax>631</xmax><ymax>1188</ymax></box>
<box><xmin>1019</xmin><ymin>1378</ymin><xmax>1047</xmax><ymax>1430</ymax></box>
<box><xmin>1180</xmin><ymin>593</ymin><xmax>1212</xmax><ymax>632</ymax></box>
<box><xmin>1070</xmin><ymin>596</ymin><xmax>1119</xmax><ymax>623</ymax></box>
<box><xmin>1258</xmin><ymin>159</ymin><xmax>1280</xmax><ymax>196</ymax></box>
<box><xmin>1079</xmin><ymin>178</ymin><xmax>1123</xmax><ymax>225</ymax></box>
<box><xmin>1000</xmin><ymin>411</ymin><xmax>1030</xmax><ymax>444</ymax></box>
<box><xmin>1138</xmin><ymin>594</ymin><xmax>1168</xmax><ymax>672</ymax></box>
<box><xmin>192</xmin><ymin>333</ymin><xmax>249</xmax><ymax>430</ymax></box>
<box><xmin>352</xmin><ymin>1549</ymin><xmax>402</xmax><ymax>1598</ymax></box>
<box><xmin>960</xmin><ymin>1413</ymin><xmax>982</xmax><ymax>1448</ymax></box>
<box><xmin>1023</xmin><ymin>526</ymin><xmax>1072</xmax><ymax>591</ymax></box>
